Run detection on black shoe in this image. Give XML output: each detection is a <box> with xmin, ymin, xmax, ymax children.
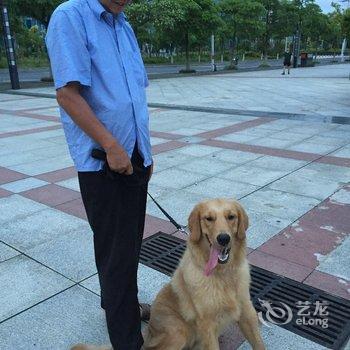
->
<box><xmin>139</xmin><ymin>303</ymin><xmax>151</xmax><ymax>321</ymax></box>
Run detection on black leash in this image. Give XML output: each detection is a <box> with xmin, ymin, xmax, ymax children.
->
<box><xmin>147</xmin><ymin>192</ymin><xmax>188</xmax><ymax>233</ymax></box>
<box><xmin>91</xmin><ymin>148</ymin><xmax>189</xmax><ymax>235</ymax></box>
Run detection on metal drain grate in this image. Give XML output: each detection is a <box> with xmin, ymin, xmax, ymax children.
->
<box><xmin>140</xmin><ymin>232</ymin><xmax>350</xmax><ymax>349</ymax></box>
<box><xmin>140</xmin><ymin>233</ymin><xmax>186</xmax><ymax>275</ymax></box>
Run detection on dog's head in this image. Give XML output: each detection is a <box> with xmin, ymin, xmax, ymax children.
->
<box><xmin>188</xmin><ymin>199</ymin><xmax>248</xmax><ymax>276</ymax></box>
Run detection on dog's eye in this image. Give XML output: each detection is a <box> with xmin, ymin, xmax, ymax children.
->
<box><xmin>227</xmin><ymin>215</ymin><xmax>236</xmax><ymax>220</ymax></box>
<box><xmin>206</xmin><ymin>217</ymin><xmax>214</xmax><ymax>222</ymax></box>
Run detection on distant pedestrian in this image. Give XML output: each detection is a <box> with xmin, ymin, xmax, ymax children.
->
<box><xmin>282</xmin><ymin>50</ymin><xmax>292</xmax><ymax>75</ymax></box>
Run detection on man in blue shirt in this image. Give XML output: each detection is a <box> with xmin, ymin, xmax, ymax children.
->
<box><xmin>46</xmin><ymin>0</ymin><xmax>153</xmax><ymax>349</ymax></box>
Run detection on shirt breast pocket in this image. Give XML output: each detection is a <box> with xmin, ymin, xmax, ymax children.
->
<box><xmin>129</xmin><ymin>51</ymin><xmax>145</xmax><ymax>87</ymax></box>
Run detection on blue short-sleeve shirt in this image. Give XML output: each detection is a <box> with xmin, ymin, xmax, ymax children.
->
<box><xmin>45</xmin><ymin>0</ymin><xmax>152</xmax><ymax>171</ymax></box>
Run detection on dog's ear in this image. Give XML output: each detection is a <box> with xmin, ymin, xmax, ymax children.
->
<box><xmin>188</xmin><ymin>204</ymin><xmax>202</xmax><ymax>243</ymax></box>
<box><xmin>235</xmin><ymin>202</ymin><xmax>249</xmax><ymax>240</ymax></box>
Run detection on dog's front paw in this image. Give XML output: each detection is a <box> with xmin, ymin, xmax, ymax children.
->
<box><xmin>71</xmin><ymin>345</ymin><xmax>88</xmax><ymax>350</ymax></box>
<box><xmin>71</xmin><ymin>344</ymin><xmax>92</xmax><ymax>350</ymax></box>
<box><xmin>71</xmin><ymin>344</ymin><xmax>111</xmax><ymax>350</ymax></box>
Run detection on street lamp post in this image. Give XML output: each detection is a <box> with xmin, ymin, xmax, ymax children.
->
<box><xmin>0</xmin><ymin>0</ymin><xmax>20</xmax><ymax>89</ymax></box>
<box><xmin>341</xmin><ymin>38</ymin><xmax>347</xmax><ymax>62</ymax></box>
<box><xmin>292</xmin><ymin>31</ymin><xmax>301</xmax><ymax>68</ymax></box>
<box><xmin>211</xmin><ymin>34</ymin><xmax>216</xmax><ymax>72</ymax></box>
<box><xmin>339</xmin><ymin>0</ymin><xmax>349</xmax><ymax>63</ymax></box>
<box><xmin>293</xmin><ymin>0</ymin><xmax>304</xmax><ymax>68</ymax></box>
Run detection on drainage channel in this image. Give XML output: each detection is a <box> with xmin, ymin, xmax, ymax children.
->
<box><xmin>140</xmin><ymin>232</ymin><xmax>350</xmax><ymax>350</ymax></box>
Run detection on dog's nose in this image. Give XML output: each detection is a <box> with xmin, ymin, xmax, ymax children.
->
<box><xmin>217</xmin><ymin>233</ymin><xmax>230</xmax><ymax>246</ymax></box>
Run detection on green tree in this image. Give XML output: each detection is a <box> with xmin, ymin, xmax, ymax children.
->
<box><xmin>323</xmin><ymin>21</ymin><xmax>341</xmax><ymax>51</ymax></box>
<box><xmin>152</xmin><ymin>0</ymin><xmax>219</xmax><ymax>71</ymax></box>
<box><xmin>11</xmin><ymin>0</ymin><xmax>64</xmax><ymax>29</ymax></box>
<box><xmin>218</xmin><ymin>0</ymin><xmax>265</xmax><ymax>67</ymax></box>
<box><xmin>125</xmin><ymin>0</ymin><xmax>152</xmax><ymax>47</ymax></box>
<box><xmin>257</xmin><ymin>0</ymin><xmax>280</xmax><ymax>60</ymax></box>
<box><xmin>10</xmin><ymin>0</ymin><xmax>64</xmax><ymax>78</ymax></box>
<box><xmin>151</xmin><ymin>0</ymin><xmax>185</xmax><ymax>61</ymax></box>
<box><xmin>275</xmin><ymin>0</ymin><xmax>299</xmax><ymax>39</ymax></box>
<box><xmin>301</xmin><ymin>1</ymin><xmax>328</xmax><ymax>50</ymax></box>
<box><xmin>342</xmin><ymin>8</ymin><xmax>350</xmax><ymax>40</ymax></box>
<box><xmin>287</xmin><ymin>0</ymin><xmax>329</xmax><ymax>50</ymax></box>
<box><xmin>320</xmin><ymin>3</ymin><xmax>342</xmax><ymax>51</ymax></box>
<box><xmin>267</xmin><ymin>0</ymin><xmax>329</xmax><ymax>55</ymax></box>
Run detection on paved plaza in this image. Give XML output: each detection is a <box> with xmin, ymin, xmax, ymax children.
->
<box><xmin>18</xmin><ymin>63</ymin><xmax>350</xmax><ymax>118</ymax></box>
<box><xmin>0</xmin><ymin>63</ymin><xmax>349</xmax><ymax>349</ymax></box>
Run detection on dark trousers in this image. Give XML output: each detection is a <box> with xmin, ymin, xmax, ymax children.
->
<box><xmin>78</xmin><ymin>147</ymin><xmax>150</xmax><ymax>350</ymax></box>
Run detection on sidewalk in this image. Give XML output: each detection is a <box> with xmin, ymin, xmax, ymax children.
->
<box><xmin>13</xmin><ymin>63</ymin><xmax>350</xmax><ymax>119</ymax></box>
<box><xmin>1</xmin><ymin>56</ymin><xmax>347</xmax><ymax>84</ymax></box>
<box><xmin>0</xmin><ymin>65</ymin><xmax>349</xmax><ymax>349</ymax></box>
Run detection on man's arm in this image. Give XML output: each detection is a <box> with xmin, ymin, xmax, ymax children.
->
<box><xmin>56</xmin><ymin>82</ymin><xmax>133</xmax><ymax>175</ymax></box>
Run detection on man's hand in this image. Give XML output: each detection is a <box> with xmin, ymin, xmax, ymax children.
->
<box><xmin>56</xmin><ymin>83</ymin><xmax>134</xmax><ymax>175</ymax></box>
<box><xmin>57</xmin><ymin>83</ymin><xmax>131</xmax><ymax>175</ymax></box>
<box><xmin>106</xmin><ymin>143</ymin><xmax>133</xmax><ymax>175</ymax></box>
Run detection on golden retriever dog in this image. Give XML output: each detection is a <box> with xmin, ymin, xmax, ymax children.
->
<box><xmin>72</xmin><ymin>199</ymin><xmax>265</xmax><ymax>350</ymax></box>
<box><xmin>143</xmin><ymin>199</ymin><xmax>264</xmax><ymax>350</ymax></box>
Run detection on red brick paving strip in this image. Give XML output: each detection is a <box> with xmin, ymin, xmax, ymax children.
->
<box><xmin>317</xmin><ymin>155</ymin><xmax>350</xmax><ymax>168</ymax></box>
<box><xmin>201</xmin><ymin>139</ymin><xmax>350</xmax><ymax>167</ymax></box>
<box><xmin>0</xmin><ymin>167</ymin><xmax>27</xmax><ymax>185</ymax></box>
<box><xmin>18</xmin><ymin>106</ymin><xmax>59</xmax><ymax>112</ymax></box>
<box><xmin>0</xmin><ymin>109</ymin><xmax>59</xmax><ymax>122</ymax></box>
<box><xmin>196</xmin><ymin>117</ymin><xmax>275</xmax><ymax>139</ymax></box>
<box><xmin>19</xmin><ymin>112</ymin><xmax>59</xmax><ymax>122</ymax></box>
<box><xmin>0</xmin><ymin>125</ymin><xmax>61</xmax><ymax>139</ymax></box>
<box><xmin>55</xmin><ymin>198</ymin><xmax>87</xmax><ymax>221</ymax></box>
<box><xmin>150</xmin><ymin>131</ymin><xmax>184</xmax><ymax>140</ymax></box>
<box><xmin>152</xmin><ymin>140</ymin><xmax>187</xmax><ymax>155</ymax></box>
<box><xmin>304</xmin><ymin>270</ymin><xmax>350</xmax><ymax>300</ymax></box>
<box><xmin>21</xmin><ymin>184</ymin><xmax>81</xmax><ymax>207</ymax></box>
<box><xmin>0</xmin><ymin>188</ymin><xmax>12</xmax><ymax>198</ymax></box>
<box><xmin>29</xmin><ymin>189</ymin><xmax>178</xmax><ymax>237</ymax></box>
<box><xmin>0</xmin><ymin>96</ymin><xmax>33</xmax><ymax>103</ymax></box>
<box><xmin>202</xmin><ymin>139</ymin><xmax>320</xmax><ymax>161</ymax></box>
<box><xmin>36</xmin><ymin>166</ymin><xmax>77</xmax><ymax>183</ymax></box>
<box><xmin>250</xmin><ymin>193</ymin><xmax>350</xmax><ymax>299</ymax></box>
<box><xmin>258</xmin><ymin>198</ymin><xmax>350</xmax><ymax>270</ymax></box>
<box><xmin>143</xmin><ymin>215</ymin><xmax>178</xmax><ymax>239</ymax></box>
<box><xmin>248</xmin><ymin>250</ymin><xmax>313</xmax><ymax>282</ymax></box>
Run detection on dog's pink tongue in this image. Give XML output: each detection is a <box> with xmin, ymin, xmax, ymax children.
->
<box><xmin>204</xmin><ymin>246</ymin><xmax>220</xmax><ymax>276</ymax></box>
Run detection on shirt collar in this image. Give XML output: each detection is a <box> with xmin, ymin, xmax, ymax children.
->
<box><xmin>87</xmin><ymin>0</ymin><xmax>105</xmax><ymax>20</ymax></box>
<box><xmin>87</xmin><ymin>0</ymin><xmax>127</xmax><ymax>24</ymax></box>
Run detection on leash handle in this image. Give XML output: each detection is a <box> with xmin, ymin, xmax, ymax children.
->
<box><xmin>91</xmin><ymin>148</ymin><xmax>106</xmax><ymax>161</ymax></box>
<box><xmin>91</xmin><ymin>148</ymin><xmax>144</xmax><ymax>172</ymax></box>
<box><xmin>91</xmin><ymin>148</ymin><xmax>189</xmax><ymax>235</ymax></box>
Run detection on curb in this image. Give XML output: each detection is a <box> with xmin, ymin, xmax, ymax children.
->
<box><xmin>2</xmin><ymin>89</ymin><xmax>348</xmax><ymax>126</ymax></box>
